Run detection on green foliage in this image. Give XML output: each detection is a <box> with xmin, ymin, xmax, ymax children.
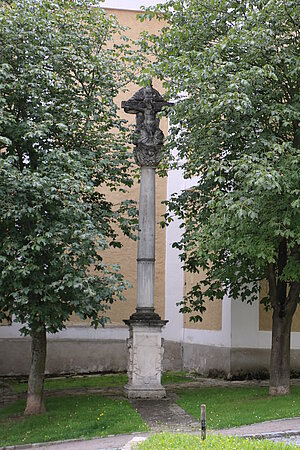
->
<box><xmin>140</xmin><ymin>0</ymin><xmax>300</xmax><ymax>318</ymax></box>
<box><xmin>0</xmin><ymin>395</ymin><xmax>147</xmax><ymax>446</ymax></box>
<box><xmin>0</xmin><ymin>0</ymin><xmax>138</xmax><ymax>334</ymax></box>
<box><xmin>136</xmin><ymin>432</ymin><xmax>298</xmax><ymax>450</ymax></box>
<box><xmin>176</xmin><ymin>386</ymin><xmax>300</xmax><ymax>429</ymax></box>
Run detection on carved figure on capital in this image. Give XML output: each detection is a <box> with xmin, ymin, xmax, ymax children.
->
<box><xmin>121</xmin><ymin>83</ymin><xmax>170</xmax><ymax>167</ymax></box>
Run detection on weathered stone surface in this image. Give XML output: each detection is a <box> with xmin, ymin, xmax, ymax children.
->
<box><xmin>124</xmin><ymin>323</ymin><xmax>166</xmax><ymax>399</ymax></box>
<box><xmin>121</xmin><ymin>82</ymin><xmax>170</xmax><ymax>167</ymax></box>
<box><xmin>5</xmin><ymin>339</ymin><xmax>300</xmax><ymax>377</ymax></box>
<box><xmin>0</xmin><ymin>338</ymin><xmax>128</xmax><ymax>376</ymax></box>
<box><xmin>130</xmin><ymin>397</ymin><xmax>200</xmax><ymax>432</ymax></box>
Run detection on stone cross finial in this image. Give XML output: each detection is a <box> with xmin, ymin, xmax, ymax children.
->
<box><xmin>121</xmin><ymin>83</ymin><xmax>170</xmax><ymax>167</ymax></box>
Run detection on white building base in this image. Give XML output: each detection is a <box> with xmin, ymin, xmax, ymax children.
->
<box><xmin>124</xmin><ymin>321</ymin><xmax>167</xmax><ymax>399</ymax></box>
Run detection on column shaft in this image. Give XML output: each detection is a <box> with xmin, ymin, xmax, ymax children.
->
<box><xmin>137</xmin><ymin>166</ymin><xmax>156</xmax><ymax>311</ymax></box>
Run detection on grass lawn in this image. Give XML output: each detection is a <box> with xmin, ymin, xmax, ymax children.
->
<box><xmin>0</xmin><ymin>394</ymin><xmax>147</xmax><ymax>447</ymax></box>
<box><xmin>135</xmin><ymin>433</ymin><xmax>299</xmax><ymax>449</ymax></box>
<box><xmin>7</xmin><ymin>371</ymin><xmax>192</xmax><ymax>393</ymax></box>
<box><xmin>176</xmin><ymin>386</ymin><xmax>300</xmax><ymax>429</ymax></box>
<box><xmin>3</xmin><ymin>376</ymin><xmax>300</xmax><ymax>447</ymax></box>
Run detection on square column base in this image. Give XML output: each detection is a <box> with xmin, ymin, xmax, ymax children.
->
<box><xmin>124</xmin><ymin>384</ymin><xmax>166</xmax><ymax>399</ymax></box>
<box><xmin>124</xmin><ymin>319</ymin><xmax>167</xmax><ymax>399</ymax></box>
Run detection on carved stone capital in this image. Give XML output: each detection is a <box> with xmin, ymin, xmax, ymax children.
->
<box><xmin>133</xmin><ymin>143</ymin><xmax>162</xmax><ymax>167</ymax></box>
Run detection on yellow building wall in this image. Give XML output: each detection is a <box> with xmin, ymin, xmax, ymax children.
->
<box><xmin>0</xmin><ymin>318</ymin><xmax>10</xmax><ymax>326</ymax></box>
<box><xmin>183</xmin><ymin>269</ymin><xmax>222</xmax><ymax>331</ymax></box>
<box><xmin>259</xmin><ymin>279</ymin><xmax>300</xmax><ymax>332</ymax></box>
<box><xmin>68</xmin><ymin>8</ymin><xmax>167</xmax><ymax>326</ymax></box>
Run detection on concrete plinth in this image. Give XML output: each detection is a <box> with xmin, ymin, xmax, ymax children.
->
<box><xmin>124</xmin><ymin>320</ymin><xmax>167</xmax><ymax>399</ymax></box>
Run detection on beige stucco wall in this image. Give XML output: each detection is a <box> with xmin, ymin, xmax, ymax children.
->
<box><xmin>259</xmin><ymin>279</ymin><xmax>300</xmax><ymax>332</ymax></box>
<box><xmin>68</xmin><ymin>8</ymin><xmax>167</xmax><ymax>326</ymax></box>
<box><xmin>183</xmin><ymin>269</ymin><xmax>222</xmax><ymax>330</ymax></box>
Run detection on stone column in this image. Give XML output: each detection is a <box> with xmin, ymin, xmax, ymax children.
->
<box><xmin>136</xmin><ymin>166</ymin><xmax>156</xmax><ymax>316</ymax></box>
<box><xmin>122</xmin><ymin>83</ymin><xmax>170</xmax><ymax>399</ymax></box>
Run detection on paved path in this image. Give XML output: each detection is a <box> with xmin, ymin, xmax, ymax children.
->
<box><xmin>217</xmin><ymin>417</ymin><xmax>300</xmax><ymax>437</ymax></box>
<box><xmin>129</xmin><ymin>396</ymin><xmax>200</xmax><ymax>432</ymax></box>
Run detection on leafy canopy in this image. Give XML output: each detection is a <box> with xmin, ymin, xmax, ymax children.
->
<box><xmin>140</xmin><ymin>0</ymin><xmax>300</xmax><ymax>318</ymax></box>
<box><xmin>0</xmin><ymin>0</ymin><xmax>138</xmax><ymax>334</ymax></box>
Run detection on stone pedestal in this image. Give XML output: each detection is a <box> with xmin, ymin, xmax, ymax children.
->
<box><xmin>124</xmin><ymin>320</ymin><xmax>167</xmax><ymax>399</ymax></box>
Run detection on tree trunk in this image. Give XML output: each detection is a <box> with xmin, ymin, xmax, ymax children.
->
<box><xmin>268</xmin><ymin>240</ymin><xmax>299</xmax><ymax>396</ymax></box>
<box><xmin>24</xmin><ymin>325</ymin><xmax>47</xmax><ymax>415</ymax></box>
<box><xmin>269</xmin><ymin>305</ymin><xmax>294</xmax><ymax>396</ymax></box>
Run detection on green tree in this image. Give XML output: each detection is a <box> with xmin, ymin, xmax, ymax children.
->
<box><xmin>0</xmin><ymin>0</ymin><xmax>137</xmax><ymax>414</ymax></box>
<box><xmin>141</xmin><ymin>0</ymin><xmax>300</xmax><ymax>395</ymax></box>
